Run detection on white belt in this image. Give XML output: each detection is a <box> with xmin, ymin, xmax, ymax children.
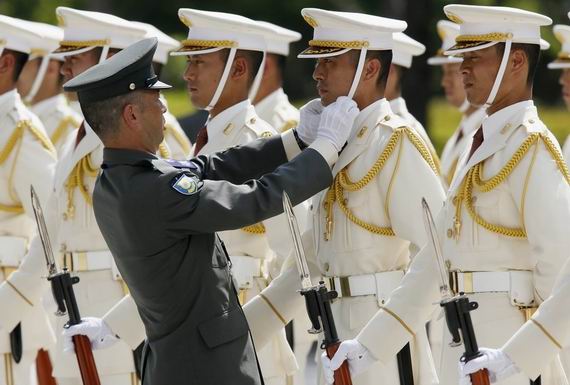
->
<box><xmin>230</xmin><ymin>255</ymin><xmax>263</xmax><ymax>290</ymax></box>
<box><xmin>59</xmin><ymin>250</ymin><xmax>121</xmax><ymax>278</ymax></box>
<box><xmin>450</xmin><ymin>270</ymin><xmax>534</xmax><ymax>307</ymax></box>
<box><xmin>0</xmin><ymin>236</ymin><xmax>28</xmax><ymax>267</ymax></box>
<box><xmin>325</xmin><ymin>270</ymin><xmax>405</xmax><ymax>305</ymax></box>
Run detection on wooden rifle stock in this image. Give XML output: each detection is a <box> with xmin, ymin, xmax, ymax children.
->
<box><xmin>36</xmin><ymin>349</ymin><xmax>56</xmax><ymax>385</ymax></box>
<box><xmin>73</xmin><ymin>335</ymin><xmax>101</xmax><ymax>385</ymax></box>
<box><xmin>326</xmin><ymin>341</ymin><xmax>353</xmax><ymax>385</ymax></box>
<box><xmin>470</xmin><ymin>368</ymin><xmax>490</xmax><ymax>385</ymax></box>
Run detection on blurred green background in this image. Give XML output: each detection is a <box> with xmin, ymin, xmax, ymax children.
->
<box><xmin>2</xmin><ymin>0</ymin><xmax>570</xmax><ymax>150</ymax></box>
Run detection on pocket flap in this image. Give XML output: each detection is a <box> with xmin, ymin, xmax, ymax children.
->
<box><xmin>198</xmin><ymin>307</ymin><xmax>249</xmax><ymax>348</ymax></box>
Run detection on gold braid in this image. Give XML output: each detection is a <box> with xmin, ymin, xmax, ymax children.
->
<box><xmin>64</xmin><ymin>154</ymin><xmax>99</xmax><ymax>220</ymax></box>
<box><xmin>242</xmin><ymin>223</ymin><xmax>266</xmax><ymax>234</ymax></box>
<box><xmin>51</xmin><ymin>115</ymin><xmax>80</xmax><ymax>147</ymax></box>
<box><xmin>324</xmin><ymin>127</ymin><xmax>438</xmax><ymax>240</ymax></box>
<box><xmin>453</xmin><ymin>132</ymin><xmax>570</xmax><ymax>239</ymax></box>
<box><xmin>158</xmin><ymin>142</ymin><xmax>171</xmax><ymax>158</ymax></box>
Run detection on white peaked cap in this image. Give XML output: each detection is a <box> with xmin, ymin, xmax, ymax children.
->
<box><xmin>0</xmin><ymin>15</ymin><xmax>44</xmax><ymax>55</ymax></box>
<box><xmin>256</xmin><ymin>21</ymin><xmax>301</xmax><ymax>56</ymax></box>
<box><xmin>172</xmin><ymin>9</ymin><xmax>268</xmax><ymax>56</ymax></box>
<box><xmin>548</xmin><ymin>24</ymin><xmax>570</xmax><ymax>69</ymax></box>
<box><xmin>428</xmin><ymin>20</ymin><xmax>463</xmax><ymax>66</ymax></box>
<box><xmin>392</xmin><ymin>32</ymin><xmax>425</xmax><ymax>68</ymax></box>
<box><xmin>297</xmin><ymin>8</ymin><xmax>407</xmax><ymax>58</ymax></box>
<box><xmin>52</xmin><ymin>7</ymin><xmax>148</xmax><ymax>58</ymax></box>
<box><xmin>131</xmin><ymin>21</ymin><xmax>179</xmax><ymax>65</ymax></box>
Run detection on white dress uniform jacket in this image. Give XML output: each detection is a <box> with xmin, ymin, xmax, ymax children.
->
<box><xmin>255</xmin><ymin>88</ymin><xmax>300</xmax><ymax>134</ymax></box>
<box><xmin>357</xmin><ymin>101</ymin><xmax>570</xmax><ymax>385</ymax></box>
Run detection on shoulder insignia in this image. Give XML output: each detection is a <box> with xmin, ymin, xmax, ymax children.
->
<box><xmin>279</xmin><ymin>119</ymin><xmax>298</xmax><ymax>133</ymax></box>
<box><xmin>376</xmin><ymin>113</ymin><xmax>407</xmax><ymax>132</ymax></box>
<box><xmin>172</xmin><ymin>174</ymin><xmax>199</xmax><ymax>195</ymax></box>
<box><xmin>260</xmin><ymin>131</ymin><xmax>273</xmax><ymax>138</ymax></box>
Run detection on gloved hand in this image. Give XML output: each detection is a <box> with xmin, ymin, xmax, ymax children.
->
<box><xmin>321</xmin><ymin>339</ymin><xmax>376</xmax><ymax>384</ymax></box>
<box><xmin>458</xmin><ymin>348</ymin><xmax>520</xmax><ymax>384</ymax></box>
<box><xmin>316</xmin><ymin>96</ymin><xmax>359</xmax><ymax>152</ymax></box>
<box><xmin>62</xmin><ymin>317</ymin><xmax>119</xmax><ymax>353</ymax></box>
<box><xmin>296</xmin><ymin>98</ymin><xmax>324</xmax><ymax>144</ymax></box>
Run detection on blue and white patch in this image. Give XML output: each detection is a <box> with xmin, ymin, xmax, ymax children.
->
<box><xmin>172</xmin><ymin>174</ymin><xmax>199</xmax><ymax>195</ymax></box>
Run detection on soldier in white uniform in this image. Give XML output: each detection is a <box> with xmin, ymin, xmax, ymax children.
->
<box><xmin>0</xmin><ymin>7</ymin><xmax>152</xmax><ymax>385</ymax></box>
<box><xmin>132</xmin><ymin>21</ymin><xmax>192</xmax><ymax>160</ymax></box>
<box><xmin>17</xmin><ymin>21</ymin><xmax>81</xmax><ymax>155</ymax></box>
<box><xmin>546</xmin><ymin>21</ymin><xmax>570</xmax><ymax>163</ymax></box>
<box><xmin>253</xmin><ymin>21</ymin><xmax>301</xmax><ymax>134</ymax></box>
<box><xmin>387</xmin><ymin>32</ymin><xmax>442</xmax><ymax>174</ymax></box>
<box><xmin>292</xmin><ymin>8</ymin><xmax>445</xmax><ymax>385</ymax></box>
<box><xmin>0</xmin><ymin>14</ymin><xmax>57</xmax><ymax>385</ymax></box>
<box><xmin>323</xmin><ymin>5</ymin><xmax>570</xmax><ymax>385</ymax></box>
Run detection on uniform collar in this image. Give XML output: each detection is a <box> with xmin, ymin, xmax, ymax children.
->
<box><xmin>481</xmin><ymin>100</ymin><xmax>534</xmax><ymax>141</ymax></box>
<box><xmin>206</xmin><ymin>99</ymin><xmax>250</xmax><ymax>137</ymax></box>
<box><xmin>0</xmin><ymin>89</ymin><xmax>19</xmax><ymax>117</ymax></box>
<box><xmin>255</xmin><ymin>88</ymin><xmax>286</xmax><ymax>117</ymax></box>
<box><xmin>31</xmin><ymin>94</ymin><xmax>67</xmax><ymax>118</ymax></box>
<box><xmin>388</xmin><ymin>96</ymin><xmax>408</xmax><ymax>116</ymax></box>
<box><xmin>460</xmin><ymin>107</ymin><xmax>487</xmax><ymax>137</ymax></box>
<box><xmin>353</xmin><ymin>97</ymin><xmax>392</xmax><ymax>136</ymax></box>
<box><xmin>102</xmin><ymin>148</ymin><xmax>157</xmax><ymax>168</ymax></box>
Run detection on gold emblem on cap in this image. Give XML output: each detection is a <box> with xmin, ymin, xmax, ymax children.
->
<box><xmin>56</xmin><ymin>14</ymin><xmax>65</xmax><ymax>27</ymax></box>
<box><xmin>555</xmin><ymin>31</ymin><xmax>566</xmax><ymax>44</ymax></box>
<box><xmin>445</xmin><ymin>12</ymin><xmax>463</xmax><ymax>25</ymax></box>
<box><xmin>129</xmin><ymin>83</ymin><xmax>136</xmax><ymax>90</ymax></box>
<box><xmin>180</xmin><ymin>14</ymin><xmax>192</xmax><ymax>27</ymax></box>
<box><xmin>303</xmin><ymin>14</ymin><xmax>318</xmax><ymax>28</ymax></box>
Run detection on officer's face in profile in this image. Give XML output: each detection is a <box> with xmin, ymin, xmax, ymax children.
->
<box><xmin>313</xmin><ymin>52</ymin><xmax>357</xmax><ymax>106</ymax></box>
<box><xmin>460</xmin><ymin>46</ymin><xmax>501</xmax><ymax>106</ymax></box>
<box><xmin>559</xmin><ymin>68</ymin><xmax>570</xmax><ymax>109</ymax></box>
<box><xmin>183</xmin><ymin>52</ymin><xmax>226</xmax><ymax>108</ymax></box>
<box><xmin>441</xmin><ymin>63</ymin><xmax>466</xmax><ymax>108</ymax></box>
<box><xmin>135</xmin><ymin>90</ymin><xmax>167</xmax><ymax>150</ymax></box>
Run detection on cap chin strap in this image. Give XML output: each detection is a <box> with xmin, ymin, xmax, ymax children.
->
<box><xmin>24</xmin><ymin>55</ymin><xmax>50</xmax><ymax>104</ymax></box>
<box><xmin>99</xmin><ymin>45</ymin><xmax>110</xmax><ymax>64</ymax></box>
<box><xmin>347</xmin><ymin>48</ymin><xmax>367</xmax><ymax>99</ymax></box>
<box><xmin>205</xmin><ymin>47</ymin><xmax>237</xmax><ymax>111</ymax></box>
<box><xmin>483</xmin><ymin>39</ymin><xmax>512</xmax><ymax>109</ymax></box>
<box><xmin>458</xmin><ymin>99</ymin><xmax>470</xmax><ymax>113</ymax></box>
<box><xmin>248</xmin><ymin>52</ymin><xmax>266</xmax><ymax>101</ymax></box>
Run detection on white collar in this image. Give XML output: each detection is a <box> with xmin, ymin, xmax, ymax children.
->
<box><xmin>31</xmin><ymin>94</ymin><xmax>67</xmax><ymax>117</ymax></box>
<box><xmin>389</xmin><ymin>97</ymin><xmax>408</xmax><ymax>116</ymax></box>
<box><xmin>460</xmin><ymin>107</ymin><xmax>487</xmax><ymax>136</ymax></box>
<box><xmin>255</xmin><ymin>88</ymin><xmax>287</xmax><ymax>117</ymax></box>
<box><xmin>481</xmin><ymin>100</ymin><xmax>534</xmax><ymax>140</ymax></box>
<box><xmin>206</xmin><ymin>99</ymin><xmax>251</xmax><ymax>137</ymax></box>
<box><xmin>0</xmin><ymin>89</ymin><xmax>19</xmax><ymax>117</ymax></box>
<box><xmin>352</xmin><ymin>98</ymin><xmax>392</xmax><ymax>137</ymax></box>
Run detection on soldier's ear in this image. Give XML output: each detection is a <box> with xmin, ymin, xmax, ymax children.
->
<box><xmin>0</xmin><ymin>53</ymin><xmax>15</xmax><ymax>76</ymax></box>
<box><xmin>231</xmin><ymin>56</ymin><xmax>248</xmax><ymax>80</ymax></box>
<box><xmin>362</xmin><ymin>57</ymin><xmax>380</xmax><ymax>82</ymax></box>
<box><xmin>510</xmin><ymin>48</ymin><xmax>527</xmax><ymax>79</ymax></box>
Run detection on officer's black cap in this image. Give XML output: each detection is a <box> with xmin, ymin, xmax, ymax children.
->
<box><xmin>63</xmin><ymin>37</ymin><xmax>171</xmax><ymax>103</ymax></box>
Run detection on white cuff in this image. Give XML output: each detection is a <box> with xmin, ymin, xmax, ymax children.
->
<box><xmin>309</xmin><ymin>138</ymin><xmax>338</xmax><ymax>167</ymax></box>
<box><xmin>103</xmin><ymin>295</ymin><xmax>146</xmax><ymax>349</ymax></box>
<box><xmin>281</xmin><ymin>130</ymin><xmax>301</xmax><ymax>161</ymax></box>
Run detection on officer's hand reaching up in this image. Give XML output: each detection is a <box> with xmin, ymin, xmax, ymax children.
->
<box><xmin>295</xmin><ymin>98</ymin><xmax>324</xmax><ymax>145</ymax></box>
<box><xmin>320</xmin><ymin>339</ymin><xmax>375</xmax><ymax>384</ymax></box>
<box><xmin>62</xmin><ymin>317</ymin><xmax>119</xmax><ymax>353</ymax></box>
<box><xmin>459</xmin><ymin>347</ymin><xmax>520</xmax><ymax>384</ymax></box>
<box><xmin>317</xmin><ymin>96</ymin><xmax>359</xmax><ymax>152</ymax></box>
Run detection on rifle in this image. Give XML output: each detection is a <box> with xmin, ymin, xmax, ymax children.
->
<box><xmin>282</xmin><ymin>192</ymin><xmax>352</xmax><ymax>385</ymax></box>
<box><xmin>30</xmin><ymin>186</ymin><xmax>101</xmax><ymax>385</ymax></box>
<box><xmin>421</xmin><ymin>198</ymin><xmax>489</xmax><ymax>385</ymax></box>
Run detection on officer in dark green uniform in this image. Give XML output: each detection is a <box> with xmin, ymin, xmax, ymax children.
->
<box><xmin>62</xmin><ymin>37</ymin><xmax>359</xmax><ymax>385</ymax></box>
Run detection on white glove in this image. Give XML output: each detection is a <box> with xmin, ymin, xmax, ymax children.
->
<box><xmin>458</xmin><ymin>348</ymin><xmax>520</xmax><ymax>384</ymax></box>
<box><xmin>320</xmin><ymin>339</ymin><xmax>376</xmax><ymax>384</ymax></box>
<box><xmin>62</xmin><ymin>317</ymin><xmax>119</xmax><ymax>353</ymax></box>
<box><xmin>316</xmin><ymin>96</ymin><xmax>359</xmax><ymax>152</ymax></box>
<box><xmin>296</xmin><ymin>98</ymin><xmax>324</xmax><ymax>144</ymax></box>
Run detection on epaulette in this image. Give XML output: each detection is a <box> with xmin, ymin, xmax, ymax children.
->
<box><xmin>375</xmin><ymin>113</ymin><xmax>409</xmax><ymax>132</ymax></box>
<box><xmin>244</xmin><ymin>116</ymin><xmax>275</xmax><ymax>139</ymax></box>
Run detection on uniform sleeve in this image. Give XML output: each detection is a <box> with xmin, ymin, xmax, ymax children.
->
<box><xmin>355</xmin><ymin>227</ymin><xmax>442</xmax><ymax>363</ymax></box>
<box><xmin>507</xmin><ymin>135</ymin><xmax>570</xmax><ymax>301</ymax></box>
<box><xmin>0</xmin><ymin>192</ymin><xmax>59</xmax><ymax>331</ymax></box>
<box><xmin>381</xmin><ymin>133</ymin><xmax>446</xmax><ymax>250</ymax></box>
<box><xmin>503</xmin><ymin>260</ymin><xmax>570</xmax><ymax>380</ymax></box>
<box><xmin>161</xmin><ymin>145</ymin><xmax>333</xmax><ymax>236</ymax></box>
<box><xmin>103</xmin><ymin>294</ymin><xmax>146</xmax><ymax>349</ymax></box>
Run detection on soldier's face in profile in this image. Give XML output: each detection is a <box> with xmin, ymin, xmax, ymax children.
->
<box><xmin>16</xmin><ymin>57</ymin><xmax>40</xmax><ymax>97</ymax></box>
<box><xmin>183</xmin><ymin>51</ymin><xmax>226</xmax><ymax>108</ymax></box>
<box><xmin>559</xmin><ymin>68</ymin><xmax>570</xmax><ymax>109</ymax></box>
<box><xmin>460</xmin><ymin>46</ymin><xmax>500</xmax><ymax>106</ymax></box>
<box><xmin>313</xmin><ymin>52</ymin><xmax>356</xmax><ymax>106</ymax></box>
<box><xmin>441</xmin><ymin>63</ymin><xmax>466</xmax><ymax>108</ymax></box>
<box><xmin>61</xmin><ymin>49</ymin><xmax>101</xmax><ymax>101</ymax></box>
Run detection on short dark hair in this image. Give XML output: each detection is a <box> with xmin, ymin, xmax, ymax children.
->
<box><xmin>220</xmin><ymin>48</ymin><xmax>264</xmax><ymax>86</ymax></box>
<box><xmin>350</xmin><ymin>49</ymin><xmax>393</xmax><ymax>88</ymax></box>
<box><xmin>81</xmin><ymin>92</ymin><xmax>141</xmax><ymax>140</ymax></box>
<box><xmin>495</xmin><ymin>42</ymin><xmax>540</xmax><ymax>86</ymax></box>
<box><xmin>3</xmin><ymin>49</ymin><xmax>29</xmax><ymax>82</ymax></box>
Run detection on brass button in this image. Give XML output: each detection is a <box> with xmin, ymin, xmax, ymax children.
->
<box><xmin>384</xmin><ymin>115</ymin><xmax>391</xmax><ymax>121</ymax></box>
<box><xmin>324</xmin><ymin>262</ymin><xmax>330</xmax><ymax>272</ymax></box>
<box><xmin>447</xmin><ymin>229</ymin><xmax>453</xmax><ymax>238</ymax></box>
<box><xmin>250</xmin><ymin>117</ymin><xmax>256</xmax><ymax>124</ymax></box>
<box><xmin>528</xmin><ymin>119</ymin><xmax>535</xmax><ymax>124</ymax></box>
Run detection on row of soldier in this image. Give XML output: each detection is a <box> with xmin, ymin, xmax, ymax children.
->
<box><xmin>1</xmin><ymin>3</ymin><xmax>570</xmax><ymax>385</ymax></box>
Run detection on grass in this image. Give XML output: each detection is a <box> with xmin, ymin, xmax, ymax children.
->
<box><xmin>163</xmin><ymin>89</ymin><xmax>570</xmax><ymax>153</ymax></box>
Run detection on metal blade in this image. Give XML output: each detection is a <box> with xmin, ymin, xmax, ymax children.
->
<box><xmin>421</xmin><ymin>198</ymin><xmax>452</xmax><ymax>299</ymax></box>
<box><xmin>30</xmin><ymin>186</ymin><xmax>58</xmax><ymax>276</ymax></box>
<box><xmin>282</xmin><ymin>192</ymin><xmax>313</xmax><ymax>289</ymax></box>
